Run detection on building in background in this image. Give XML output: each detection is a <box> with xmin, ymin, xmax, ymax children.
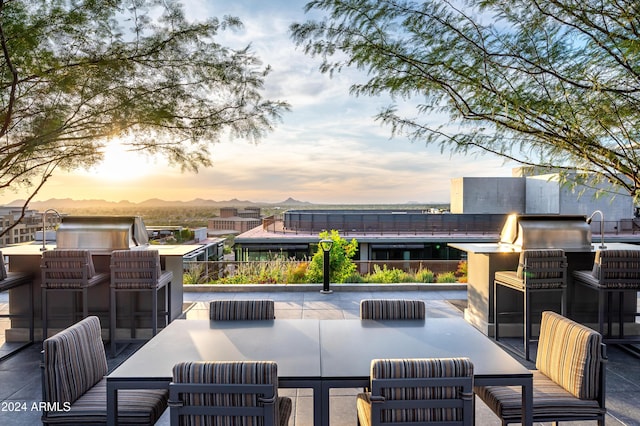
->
<box><xmin>0</xmin><ymin>207</ymin><xmax>58</xmax><ymax>247</ymax></box>
<box><xmin>234</xmin><ymin>169</ymin><xmax>639</xmax><ymax>263</ymax></box>
<box><xmin>208</xmin><ymin>207</ymin><xmax>262</xmax><ymax>235</ymax></box>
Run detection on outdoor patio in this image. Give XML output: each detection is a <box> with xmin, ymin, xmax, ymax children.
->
<box><xmin>1</xmin><ymin>287</ymin><xmax>639</xmax><ymax>425</ymax></box>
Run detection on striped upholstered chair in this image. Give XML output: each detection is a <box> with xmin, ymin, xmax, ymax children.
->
<box><xmin>356</xmin><ymin>358</ymin><xmax>474</xmax><ymax>426</ymax></box>
<box><xmin>209</xmin><ymin>299</ymin><xmax>275</xmax><ymax>320</ymax></box>
<box><xmin>360</xmin><ymin>299</ymin><xmax>426</xmax><ymax>320</ymax></box>
<box><xmin>110</xmin><ymin>249</ymin><xmax>173</xmax><ymax>356</ymax></box>
<box><xmin>493</xmin><ymin>249</ymin><xmax>567</xmax><ymax>360</ymax></box>
<box><xmin>169</xmin><ymin>361</ymin><xmax>292</xmax><ymax>426</ymax></box>
<box><xmin>41</xmin><ymin>316</ymin><xmax>168</xmax><ymax>424</ymax></box>
<box><xmin>572</xmin><ymin>249</ymin><xmax>640</xmax><ymax>344</ymax></box>
<box><xmin>41</xmin><ymin>249</ymin><xmax>109</xmax><ymax>339</ymax></box>
<box><xmin>476</xmin><ymin>311</ymin><xmax>607</xmax><ymax>425</ymax></box>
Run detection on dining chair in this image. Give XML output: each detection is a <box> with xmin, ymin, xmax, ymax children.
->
<box><xmin>110</xmin><ymin>249</ymin><xmax>173</xmax><ymax>356</ymax></box>
<box><xmin>572</xmin><ymin>249</ymin><xmax>640</xmax><ymax>344</ymax></box>
<box><xmin>169</xmin><ymin>360</ymin><xmax>292</xmax><ymax>426</ymax></box>
<box><xmin>0</xmin><ymin>251</ymin><xmax>34</xmax><ymax>360</ymax></box>
<box><xmin>475</xmin><ymin>311</ymin><xmax>607</xmax><ymax>425</ymax></box>
<box><xmin>493</xmin><ymin>249</ymin><xmax>567</xmax><ymax>360</ymax></box>
<box><xmin>41</xmin><ymin>316</ymin><xmax>168</xmax><ymax>424</ymax></box>
<box><xmin>209</xmin><ymin>299</ymin><xmax>275</xmax><ymax>320</ymax></box>
<box><xmin>359</xmin><ymin>299</ymin><xmax>426</xmax><ymax>320</ymax></box>
<box><xmin>356</xmin><ymin>357</ymin><xmax>474</xmax><ymax>426</ymax></box>
<box><xmin>41</xmin><ymin>249</ymin><xmax>109</xmax><ymax>340</ymax></box>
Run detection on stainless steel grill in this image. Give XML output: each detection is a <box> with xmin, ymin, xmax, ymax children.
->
<box><xmin>56</xmin><ymin>216</ymin><xmax>149</xmax><ymax>251</ymax></box>
<box><xmin>498</xmin><ymin>214</ymin><xmax>592</xmax><ymax>251</ymax></box>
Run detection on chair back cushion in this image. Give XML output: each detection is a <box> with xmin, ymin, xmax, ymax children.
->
<box><xmin>370</xmin><ymin>357</ymin><xmax>473</xmax><ymax>423</ymax></box>
<box><xmin>172</xmin><ymin>361</ymin><xmax>278</xmax><ymax>424</ymax></box>
<box><xmin>536</xmin><ymin>311</ymin><xmax>602</xmax><ymax>399</ymax></box>
<box><xmin>41</xmin><ymin>249</ymin><xmax>96</xmax><ymax>288</ymax></box>
<box><xmin>515</xmin><ymin>249</ymin><xmax>566</xmax><ymax>288</ymax></box>
<box><xmin>360</xmin><ymin>299</ymin><xmax>426</xmax><ymax>320</ymax></box>
<box><xmin>591</xmin><ymin>249</ymin><xmax>640</xmax><ymax>288</ymax></box>
<box><xmin>111</xmin><ymin>249</ymin><xmax>162</xmax><ymax>289</ymax></box>
<box><xmin>42</xmin><ymin>316</ymin><xmax>108</xmax><ymax>405</ymax></box>
<box><xmin>209</xmin><ymin>300</ymin><xmax>275</xmax><ymax>320</ymax></box>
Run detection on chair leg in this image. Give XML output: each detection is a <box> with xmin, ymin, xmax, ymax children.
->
<box><xmin>618</xmin><ymin>291</ymin><xmax>624</xmax><ymax>339</ymax></box>
<box><xmin>493</xmin><ymin>280</ymin><xmax>500</xmax><ymax>341</ymax></box>
<box><xmin>152</xmin><ymin>288</ymin><xmax>158</xmax><ymax>337</ymax></box>
<box><xmin>524</xmin><ymin>289</ymin><xmax>531</xmax><ymax>361</ymax></box>
<box><xmin>110</xmin><ymin>287</ymin><xmax>117</xmax><ymax>357</ymax></box>
<box><xmin>166</xmin><ymin>281</ymin><xmax>172</xmax><ymax>325</ymax></box>
<box><xmin>82</xmin><ymin>288</ymin><xmax>88</xmax><ymax>320</ymax></box>
<box><xmin>42</xmin><ymin>288</ymin><xmax>48</xmax><ymax>340</ymax></box>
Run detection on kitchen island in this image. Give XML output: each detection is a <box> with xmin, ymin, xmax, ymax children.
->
<box><xmin>1</xmin><ymin>242</ymin><xmax>202</xmax><ymax>341</ymax></box>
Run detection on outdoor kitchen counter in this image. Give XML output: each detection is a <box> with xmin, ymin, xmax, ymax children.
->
<box><xmin>449</xmin><ymin>242</ymin><xmax>640</xmax><ymax>336</ymax></box>
<box><xmin>1</xmin><ymin>243</ymin><xmax>202</xmax><ymax>341</ymax></box>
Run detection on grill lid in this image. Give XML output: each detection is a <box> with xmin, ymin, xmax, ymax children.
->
<box><xmin>56</xmin><ymin>216</ymin><xmax>149</xmax><ymax>251</ymax></box>
<box><xmin>498</xmin><ymin>214</ymin><xmax>592</xmax><ymax>251</ymax></box>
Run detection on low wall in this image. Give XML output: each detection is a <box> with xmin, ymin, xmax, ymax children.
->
<box><xmin>183</xmin><ymin>283</ymin><xmax>467</xmax><ymax>293</ymax></box>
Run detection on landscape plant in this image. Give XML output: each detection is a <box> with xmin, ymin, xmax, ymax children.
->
<box><xmin>305</xmin><ymin>230</ymin><xmax>358</xmax><ymax>284</ymax></box>
<box><xmin>414</xmin><ymin>268</ymin><xmax>435</xmax><ymax>283</ymax></box>
<box><xmin>364</xmin><ymin>264</ymin><xmax>413</xmax><ymax>283</ymax></box>
<box><xmin>436</xmin><ymin>272</ymin><xmax>457</xmax><ymax>284</ymax></box>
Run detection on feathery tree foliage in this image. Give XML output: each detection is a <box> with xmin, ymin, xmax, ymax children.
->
<box><xmin>291</xmin><ymin>0</ymin><xmax>640</xmax><ymax>201</ymax></box>
<box><xmin>0</xmin><ymin>0</ymin><xmax>289</xmax><ymax>236</ymax></box>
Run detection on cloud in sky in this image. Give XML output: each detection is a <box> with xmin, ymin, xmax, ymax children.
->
<box><xmin>0</xmin><ymin>0</ymin><xmax>515</xmax><ymax>205</ymax></box>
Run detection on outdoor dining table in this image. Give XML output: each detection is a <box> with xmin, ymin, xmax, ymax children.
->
<box><xmin>106</xmin><ymin>317</ymin><xmax>533</xmax><ymax>426</ymax></box>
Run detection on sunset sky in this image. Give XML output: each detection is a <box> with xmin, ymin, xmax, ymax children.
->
<box><xmin>0</xmin><ymin>0</ymin><xmax>515</xmax><ymax>206</ymax></box>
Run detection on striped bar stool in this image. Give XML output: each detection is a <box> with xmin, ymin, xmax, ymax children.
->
<box><xmin>41</xmin><ymin>249</ymin><xmax>109</xmax><ymax>340</ymax></box>
<box><xmin>110</xmin><ymin>250</ymin><xmax>173</xmax><ymax>356</ymax></box>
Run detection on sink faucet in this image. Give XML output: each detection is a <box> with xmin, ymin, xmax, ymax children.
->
<box><xmin>587</xmin><ymin>210</ymin><xmax>606</xmax><ymax>249</ymax></box>
<box><xmin>40</xmin><ymin>209</ymin><xmax>61</xmax><ymax>251</ymax></box>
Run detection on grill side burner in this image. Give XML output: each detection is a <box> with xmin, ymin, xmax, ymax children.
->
<box><xmin>56</xmin><ymin>216</ymin><xmax>149</xmax><ymax>251</ymax></box>
<box><xmin>498</xmin><ymin>214</ymin><xmax>592</xmax><ymax>251</ymax></box>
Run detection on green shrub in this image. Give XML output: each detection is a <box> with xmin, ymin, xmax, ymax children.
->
<box><xmin>365</xmin><ymin>264</ymin><xmax>413</xmax><ymax>283</ymax></box>
<box><xmin>436</xmin><ymin>271</ymin><xmax>457</xmax><ymax>283</ymax></box>
<box><xmin>414</xmin><ymin>268</ymin><xmax>435</xmax><ymax>283</ymax></box>
<box><xmin>343</xmin><ymin>271</ymin><xmax>365</xmax><ymax>283</ymax></box>
<box><xmin>306</xmin><ymin>230</ymin><xmax>358</xmax><ymax>283</ymax></box>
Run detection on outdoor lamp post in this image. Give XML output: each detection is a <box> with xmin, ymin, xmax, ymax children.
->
<box><xmin>319</xmin><ymin>238</ymin><xmax>333</xmax><ymax>294</ymax></box>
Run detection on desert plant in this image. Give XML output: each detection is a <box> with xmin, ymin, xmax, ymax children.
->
<box><xmin>415</xmin><ymin>268</ymin><xmax>435</xmax><ymax>283</ymax></box>
<box><xmin>284</xmin><ymin>261</ymin><xmax>309</xmax><ymax>284</ymax></box>
<box><xmin>436</xmin><ymin>271</ymin><xmax>457</xmax><ymax>283</ymax></box>
<box><xmin>365</xmin><ymin>264</ymin><xmax>413</xmax><ymax>283</ymax></box>
<box><xmin>454</xmin><ymin>261</ymin><xmax>468</xmax><ymax>283</ymax></box>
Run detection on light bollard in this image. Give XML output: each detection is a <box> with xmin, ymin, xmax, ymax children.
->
<box><xmin>319</xmin><ymin>239</ymin><xmax>333</xmax><ymax>294</ymax></box>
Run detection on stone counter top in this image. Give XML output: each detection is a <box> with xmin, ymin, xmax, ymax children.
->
<box><xmin>448</xmin><ymin>242</ymin><xmax>639</xmax><ymax>254</ymax></box>
<box><xmin>0</xmin><ymin>243</ymin><xmax>203</xmax><ymax>256</ymax></box>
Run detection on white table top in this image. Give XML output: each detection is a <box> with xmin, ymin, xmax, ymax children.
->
<box><xmin>320</xmin><ymin>318</ymin><xmax>531</xmax><ymax>380</ymax></box>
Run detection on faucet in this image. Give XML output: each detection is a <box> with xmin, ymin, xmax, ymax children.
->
<box><xmin>587</xmin><ymin>210</ymin><xmax>606</xmax><ymax>249</ymax></box>
<box><xmin>40</xmin><ymin>209</ymin><xmax>61</xmax><ymax>251</ymax></box>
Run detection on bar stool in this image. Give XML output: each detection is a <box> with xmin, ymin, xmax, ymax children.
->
<box><xmin>110</xmin><ymin>250</ymin><xmax>173</xmax><ymax>356</ymax></box>
<box><xmin>572</xmin><ymin>249</ymin><xmax>640</xmax><ymax>343</ymax></box>
<box><xmin>0</xmin><ymin>251</ymin><xmax>34</xmax><ymax>360</ymax></box>
<box><xmin>41</xmin><ymin>249</ymin><xmax>109</xmax><ymax>340</ymax></box>
<box><xmin>494</xmin><ymin>249</ymin><xmax>567</xmax><ymax>360</ymax></box>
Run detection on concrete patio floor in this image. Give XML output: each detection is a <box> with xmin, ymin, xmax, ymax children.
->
<box><xmin>1</xmin><ymin>287</ymin><xmax>639</xmax><ymax>425</ymax></box>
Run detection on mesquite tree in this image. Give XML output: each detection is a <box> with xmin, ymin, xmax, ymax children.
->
<box><xmin>291</xmin><ymin>0</ymin><xmax>640</xmax><ymax>201</ymax></box>
<box><xmin>0</xmin><ymin>0</ymin><xmax>289</xmax><ymax>236</ymax></box>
